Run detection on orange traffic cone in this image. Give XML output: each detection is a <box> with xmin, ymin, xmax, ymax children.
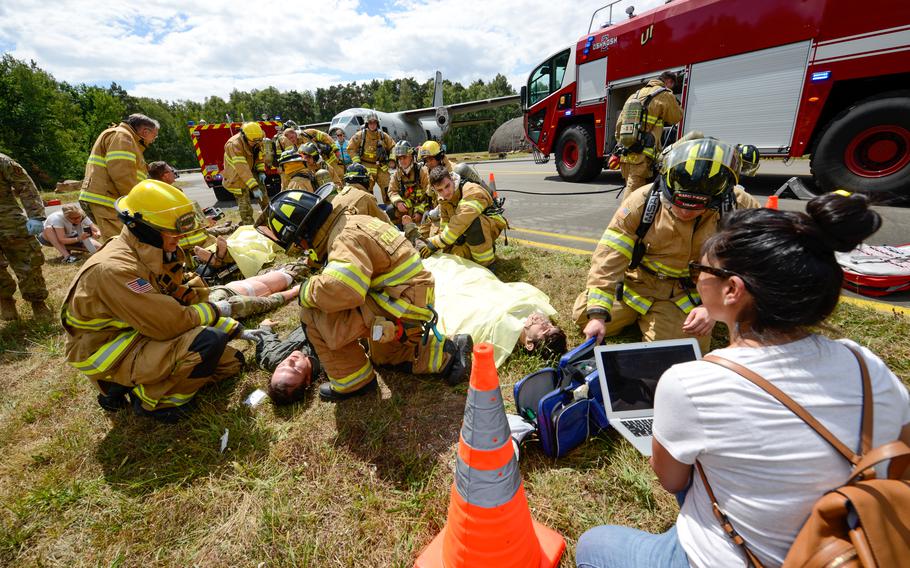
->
<box><xmin>415</xmin><ymin>343</ymin><xmax>565</xmax><ymax>568</ymax></box>
<box><xmin>488</xmin><ymin>173</ymin><xmax>499</xmax><ymax>198</ymax></box>
<box><xmin>765</xmin><ymin>195</ymin><xmax>779</xmax><ymax>209</ymax></box>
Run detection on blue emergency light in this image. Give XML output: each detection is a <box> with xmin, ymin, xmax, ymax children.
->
<box><xmin>583</xmin><ymin>48</ymin><xmax>590</xmax><ymax>55</ymax></box>
<box><xmin>811</xmin><ymin>71</ymin><xmax>831</xmax><ymax>82</ymax></box>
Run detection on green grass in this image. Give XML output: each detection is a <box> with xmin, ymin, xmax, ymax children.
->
<box><xmin>0</xmin><ymin>241</ymin><xmax>907</xmax><ymax>566</ymax></box>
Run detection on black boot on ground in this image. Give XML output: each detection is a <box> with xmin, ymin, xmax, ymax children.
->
<box><xmin>130</xmin><ymin>393</ymin><xmax>190</xmax><ymax>424</ymax></box>
<box><xmin>441</xmin><ymin>334</ymin><xmax>474</xmax><ymax>386</ymax></box>
<box><xmin>96</xmin><ymin>381</ymin><xmax>131</xmax><ymax>412</ymax></box>
<box><xmin>318</xmin><ymin>378</ymin><xmax>377</xmax><ymax>402</ymax></box>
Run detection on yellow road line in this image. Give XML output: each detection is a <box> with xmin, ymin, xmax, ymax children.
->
<box><xmin>510</xmin><ymin>226</ymin><xmax>599</xmax><ymax>244</ymax></box>
<box><xmin>840</xmin><ymin>295</ymin><xmax>909</xmax><ymax>317</ymax></box>
<box><xmin>508</xmin><ymin>237</ymin><xmax>592</xmax><ymax>256</ymax></box>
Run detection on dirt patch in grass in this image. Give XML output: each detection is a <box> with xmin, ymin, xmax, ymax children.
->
<box><xmin>0</xmin><ymin>239</ymin><xmax>907</xmax><ymax>566</ymax></box>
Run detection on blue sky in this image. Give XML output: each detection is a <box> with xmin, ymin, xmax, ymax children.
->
<box><xmin>0</xmin><ymin>0</ymin><xmax>663</xmax><ymax>101</ymax></box>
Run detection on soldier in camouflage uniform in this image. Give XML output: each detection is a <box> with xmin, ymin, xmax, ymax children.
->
<box><xmin>0</xmin><ymin>153</ymin><xmax>51</xmax><ymax>320</ymax></box>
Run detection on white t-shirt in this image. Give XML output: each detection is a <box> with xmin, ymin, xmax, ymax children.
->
<box><xmin>44</xmin><ymin>210</ymin><xmax>92</xmax><ymax>238</ymax></box>
<box><xmin>653</xmin><ymin>335</ymin><xmax>910</xmax><ymax>568</ymax></box>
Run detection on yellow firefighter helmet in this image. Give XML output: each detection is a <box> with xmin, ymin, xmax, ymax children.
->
<box><xmin>116</xmin><ymin>179</ymin><xmax>200</xmax><ymax>234</ymax></box>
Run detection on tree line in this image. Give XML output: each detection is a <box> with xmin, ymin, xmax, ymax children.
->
<box><xmin>0</xmin><ymin>55</ymin><xmax>519</xmax><ymax>188</ymax></box>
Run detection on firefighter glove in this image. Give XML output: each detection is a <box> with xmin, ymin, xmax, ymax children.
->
<box><xmin>26</xmin><ymin>219</ymin><xmax>44</xmax><ymax>235</ymax></box>
<box><xmin>416</xmin><ymin>239</ymin><xmax>437</xmax><ymax>259</ymax></box>
<box><xmin>239</xmin><ymin>328</ymin><xmax>268</xmax><ymax>342</ymax></box>
<box><xmin>214</xmin><ymin>300</ymin><xmax>232</xmax><ymax>317</ymax></box>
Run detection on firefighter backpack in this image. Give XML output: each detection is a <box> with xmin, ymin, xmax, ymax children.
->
<box><xmin>617</xmin><ymin>86</ymin><xmax>668</xmax><ymax>151</ymax></box>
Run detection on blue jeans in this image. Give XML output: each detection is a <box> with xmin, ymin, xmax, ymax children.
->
<box><xmin>575</xmin><ymin>525</ymin><xmax>689</xmax><ymax>568</ymax></box>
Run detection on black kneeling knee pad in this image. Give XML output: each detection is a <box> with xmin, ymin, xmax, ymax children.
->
<box><xmin>465</xmin><ymin>217</ymin><xmax>485</xmax><ymax>246</ymax></box>
<box><xmin>188</xmin><ymin>327</ymin><xmax>230</xmax><ymax>378</ymax></box>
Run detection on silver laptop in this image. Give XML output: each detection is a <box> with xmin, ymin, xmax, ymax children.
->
<box><xmin>595</xmin><ymin>339</ymin><xmax>701</xmax><ymax>456</ymax></box>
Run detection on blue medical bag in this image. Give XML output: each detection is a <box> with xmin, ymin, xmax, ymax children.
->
<box><xmin>512</xmin><ymin>338</ymin><xmax>610</xmax><ymax>458</ymax></box>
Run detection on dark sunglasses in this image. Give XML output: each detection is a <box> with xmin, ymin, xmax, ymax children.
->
<box><xmin>688</xmin><ymin>261</ymin><xmax>742</xmax><ymax>281</ymax></box>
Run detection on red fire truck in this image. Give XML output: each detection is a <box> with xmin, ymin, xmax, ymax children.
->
<box><xmin>187</xmin><ymin>120</ymin><xmax>283</xmax><ymax>201</ymax></box>
<box><xmin>521</xmin><ymin>0</ymin><xmax>910</xmax><ymax>195</ymax></box>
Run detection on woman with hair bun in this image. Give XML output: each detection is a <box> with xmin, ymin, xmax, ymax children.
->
<box><xmin>576</xmin><ymin>192</ymin><xmax>910</xmax><ymax>568</ymax></box>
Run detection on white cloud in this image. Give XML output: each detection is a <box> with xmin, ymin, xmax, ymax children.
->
<box><xmin>0</xmin><ymin>0</ymin><xmax>664</xmax><ymax>102</ymax></box>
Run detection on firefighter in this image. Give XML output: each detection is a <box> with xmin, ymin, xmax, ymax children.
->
<box><xmin>419</xmin><ymin>166</ymin><xmax>507</xmax><ymax>269</ymax></box>
<box><xmin>300</xmin><ymin>142</ymin><xmax>343</xmax><ymax>187</ymax></box>
<box><xmin>223</xmin><ymin>122</ymin><xmax>268</xmax><ymax>225</ymax></box>
<box><xmin>298</xmin><ymin>127</ymin><xmax>345</xmax><ymax>182</ymax></box>
<box><xmin>418</xmin><ymin>140</ymin><xmax>453</xmax><ymax>172</ymax></box>
<box><xmin>347</xmin><ymin>112</ymin><xmax>396</xmax><ymax>202</ymax></box>
<box><xmin>61</xmin><ymin>180</ymin><xmax>261</xmax><ymax>423</ymax></box>
<box><xmin>388</xmin><ymin>140</ymin><xmax>432</xmax><ymax>225</ymax></box>
<box><xmin>573</xmin><ymin>137</ymin><xmax>761</xmax><ymax>354</ymax></box>
<box><xmin>279</xmin><ymin>148</ymin><xmax>318</xmax><ymax>192</ymax></box>
<box><xmin>613</xmin><ymin>71</ymin><xmax>683</xmax><ymax>199</ymax></box>
<box><xmin>275</xmin><ymin>128</ymin><xmax>299</xmax><ymax>188</ymax></box>
<box><xmin>0</xmin><ymin>152</ymin><xmax>51</xmax><ymax>320</ymax></box>
<box><xmin>256</xmin><ymin>190</ymin><xmax>473</xmax><ymax>401</ymax></box>
<box><xmin>79</xmin><ymin>114</ymin><xmax>159</xmax><ymax>239</ymax></box>
<box><xmin>329</xmin><ymin>163</ymin><xmax>391</xmax><ymax>222</ymax></box>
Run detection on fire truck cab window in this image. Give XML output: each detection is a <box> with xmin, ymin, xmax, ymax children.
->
<box><xmin>528</xmin><ymin>49</ymin><xmax>571</xmax><ymax>106</ymax></box>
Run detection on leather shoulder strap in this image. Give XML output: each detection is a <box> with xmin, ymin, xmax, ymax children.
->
<box><xmin>695</xmin><ymin>462</ymin><xmax>766</xmax><ymax>568</ymax></box>
<box><xmin>702</xmin><ymin>351</ymin><xmax>862</xmax><ymax>465</ymax></box>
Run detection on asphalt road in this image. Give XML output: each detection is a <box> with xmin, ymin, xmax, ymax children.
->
<box><xmin>177</xmin><ymin>159</ymin><xmax>910</xmax><ymax>309</ymax></box>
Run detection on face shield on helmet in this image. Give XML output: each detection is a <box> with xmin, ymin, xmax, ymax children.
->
<box><xmin>738</xmin><ymin>144</ymin><xmax>761</xmax><ymax>177</ymax></box>
<box><xmin>256</xmin><ymin>190</ymin><xmax>333</xmax><ymax>250</ymax></box>
<box><xmin>660</xmin><ymin>139</ymin><xmax>740</xmax><ymax>210</ymax></box>
<box><xmin>344</xmin><ymin>163</ymin><xmax>370</xmax><ymax>186</ymax></box>
<box><xmin>116</xmin><ymin>180</ymin><xmax>204</xmax><ymax>248</ymax></box>
<box><xmin>300</xmin><ymin>142</ymin><xmax>319</xmax><ymax>162</ymax></box>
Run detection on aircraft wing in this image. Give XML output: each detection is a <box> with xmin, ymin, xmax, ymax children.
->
<box><xmin>300</xmin><ymin>121</ymin><xmax>332</xmax><ymax>131</ymax></box>
<box><xmin>399</xmin><ymin>95</ymin><xmax>520</xmax><ymax>119</ymax></box>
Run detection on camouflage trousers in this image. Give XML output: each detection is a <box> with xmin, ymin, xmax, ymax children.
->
<box><xmin>0</xmin><ymin>235</ymin><xmax>48</xmax><ymax>302</ymax></box>
<box><xmin>235</xmin><ymin>189</ymin><xmax>269</xmax><ymax>226</ymax></box>
<box><xmin>208</xmin><ymin>286</ymin><xmax>285</xmax><ymax>320</ymax></box>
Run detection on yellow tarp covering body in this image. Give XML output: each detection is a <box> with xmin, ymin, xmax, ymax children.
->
<box><xmin>225</xmin><ymin>226</ymin><xmax>280</xmax><ymax>278</ymax></box>
<box><xmin>423</xmin><ymin>254</ymin><xmax>557</xmax><ymax>367</ymax></box>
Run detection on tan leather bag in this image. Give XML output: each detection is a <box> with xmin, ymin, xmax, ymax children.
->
<box><xmin>695</xmin><ymin>347</ymin><xmax>910</xmax><ymax>568</ymax></box>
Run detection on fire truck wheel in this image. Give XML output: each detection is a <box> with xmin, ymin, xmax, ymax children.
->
<box><xmin>555</xmin><ymin>124</ymin><xmax>601</xmax><ymax>182</ymax></box>
<box><xmin>213</xmin><ymin>185</ymin><xmax>236</xmax><ymax>203</ymax></box>
<box><xmin>811</xmin><ymin>91</ymin><xmax>910</xmax><ymax>195</ymax></box>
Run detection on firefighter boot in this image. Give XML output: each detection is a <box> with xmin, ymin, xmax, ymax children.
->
<box><xmin>130</xmin><ymin>393</ymin><xmax>191</xmax><ymax>424</ymax></box>
<box><xmin>318</xmin><ymin>378</ymin><xmax>377</xmax><ymax>402</ymax></box>
<box><xmin>96</xmin><ymin>380</ymin><xmax>130</xmax><ymax>412</ymax></box>
<box><xmin>30</xmin><ymin>301</ymin><xmax>53</xmax><ymax>320</ymax></box>
<box><xmin>441</xmin><ymin>334</ymin><xmax>474</xmax><ymax>386</ymax></box>
<box><xmin>1</xmin><ymin>297</ymin><xmax>18</xmax><ymax>321</ymax></box>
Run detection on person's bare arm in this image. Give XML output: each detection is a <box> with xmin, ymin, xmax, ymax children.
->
<box><xmin>651</xmin><ymin>439</ymin><xmax>693</xmax><ymax>493</ymax></box>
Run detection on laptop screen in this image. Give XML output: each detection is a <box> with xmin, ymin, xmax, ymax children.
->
<box><xmin>597</xmin><ymin>343</ymin><xmax>699</xmax><ymax>412</ymax></box>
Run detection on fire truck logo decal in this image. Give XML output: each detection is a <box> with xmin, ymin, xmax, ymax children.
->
<box><xmin>592</xmin><ymin>35</ymin><xmax>617</xmax><ymax>51</ymax></box>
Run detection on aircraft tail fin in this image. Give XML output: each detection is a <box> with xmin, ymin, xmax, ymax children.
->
<box><xmin>433</xmin><ymin>71</ymin><xmax>443</xmax><ymax>108</ymax></box>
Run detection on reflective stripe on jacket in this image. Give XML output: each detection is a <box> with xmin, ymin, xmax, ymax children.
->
<box><xmin>79</xmin><ymin>123</ymin><xmax>148</xmax><ymax>208</ymax></box>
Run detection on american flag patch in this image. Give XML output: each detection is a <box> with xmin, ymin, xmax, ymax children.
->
<box><xmin>126</xmin><ymin>278</ymin><xmax>153</xmax><ymax>294</ymax></box>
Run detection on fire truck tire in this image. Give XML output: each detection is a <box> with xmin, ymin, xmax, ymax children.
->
<box><xmin>555</xmin><ymin>125</ymin><xmax>602</xmax><ymax>182</ymax></box>
<box><xmin>811</xmin><ymin>91</ymin><xmax>910</xmax><ymax>195</ymax></box>
<box><xmin>213</xmin><ymin>185</ymin><xmax>235</xmax><ymax>203</ymax></box>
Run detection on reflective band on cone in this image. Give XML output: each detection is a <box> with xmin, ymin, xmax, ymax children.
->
<box><xmin>414</xmin><ymin>343</ymin><xmax>565</xmax><ymax>568</ymax></box>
